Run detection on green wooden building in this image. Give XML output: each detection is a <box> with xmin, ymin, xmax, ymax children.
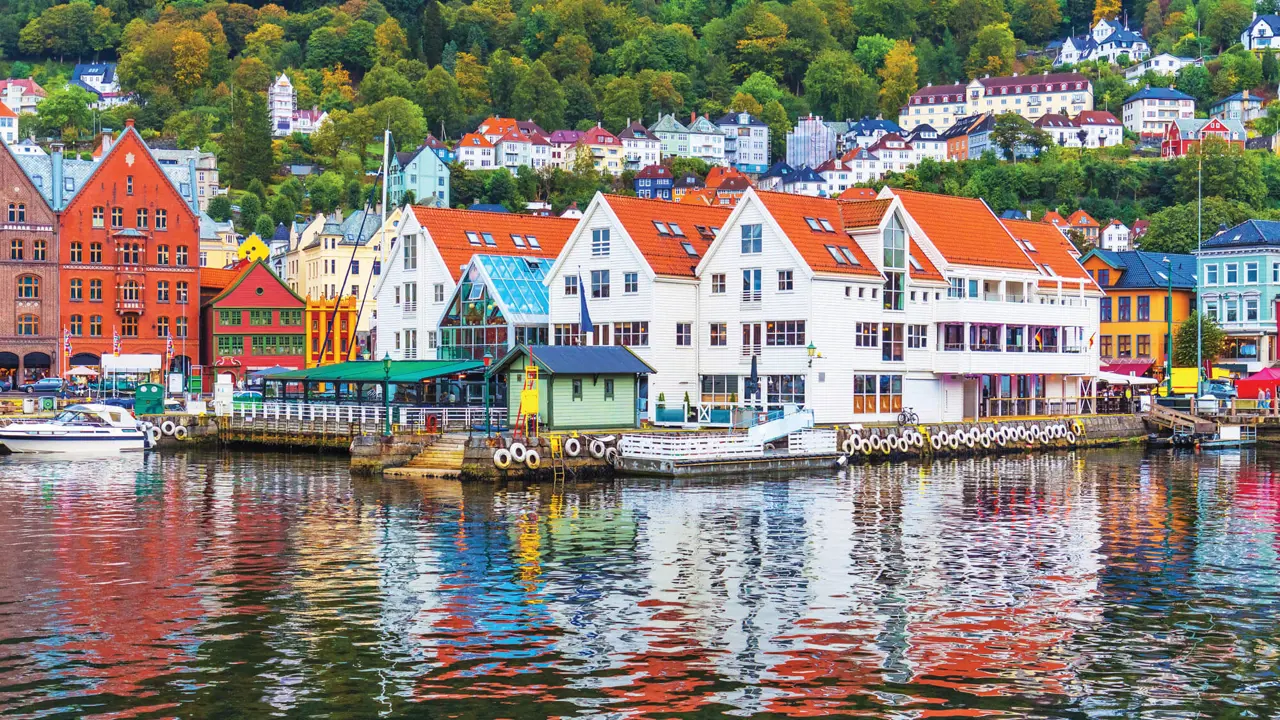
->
<box><xmin>489</xmin><ymin>345</ymin><xmax>655</xmax><ymax>430</ymax></box>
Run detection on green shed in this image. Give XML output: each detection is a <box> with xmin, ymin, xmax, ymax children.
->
<box><xmin>489</xmin><ymin>345</ymin><xmax>655</xmax><ymax>431</ymax></box>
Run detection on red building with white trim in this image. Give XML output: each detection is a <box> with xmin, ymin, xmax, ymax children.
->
<box><xmin>58</xmin><ymin>120</ymin><xmax>200</xmax><ymax>371</ymax></box>
<box><xmin>1161</xmin><ymin>117</ymin><xmax>1247</xmax><ymax>158</ymax></box>
<box><xmin>201</xmin><ymin>260</ymin><xmax>306</xmax><ymax>384</ymax></box>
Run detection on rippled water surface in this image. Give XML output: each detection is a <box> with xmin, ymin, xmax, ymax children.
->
<box><xmin>1</xmin><ymin>448</ymin><xmax>1279</xmax><ymax>718</ymax></box>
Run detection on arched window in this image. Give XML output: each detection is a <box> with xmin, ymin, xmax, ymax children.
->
<box><xmin>16</xmin><ymin>314</ymin><xmax>38</xmax><ymax>335</ymax></box>
<box><xmin>16</xmin><ymin>275</ymin><xmax>38</xmax><ymax>298</ymax></box>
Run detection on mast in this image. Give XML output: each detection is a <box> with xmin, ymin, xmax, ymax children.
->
<box><xmin>381</xmin><ymin>126</ymin><xmax>391</xmax><ymax>265</ymax></box>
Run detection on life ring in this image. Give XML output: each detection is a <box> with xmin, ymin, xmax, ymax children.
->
<box><xmin>564</xmin><ymin>437</ymin><xmax>582</xmax><ymax>457</ymax></box>
<box><xmin>147</xmin><ymin>426</ymin><xmax>161</xmax><ymax>444</ymax></box>
<box><xmin>174</xmin><ymin>425</ymin><xmax>188</xmax><ymax>440</ymax></box>
<box><xmin>842</xmin><ymin>438</ymin><xmax>855</xmax><ymax>454</ymax></box>
<box><xmin>525</xmin><ymin>449</ymin><xmax>542</xmax><ymax>469</ymax></box>
<box><xmin>493</xmin><ymin>448</ymin><xmax>513</xmax><ymax>469</ymax></box>
<box><xmin>509</xmin><ymin>442</ymin><xmax>527</xmax><ymax>463</ymax></box>
<box><xmin>1065</xmin><ymin>430</ymin><xmax>1077</xmax><ymax>444</ymax></box>
<box><xmin>980</xmin><ymin>434</ymin><xmax>991</xmax><ymax>449</ymax></box>
<box><xmin>425</xmin><ymin>414</ymin><xmax>440</xmax><ymax>434</ymax></box>
<box><xmin>605</xmin><ymin>447</ymin><xmax>619</xmax><ymax>464</ymax></box>
<box><xmin>930</xmin><ymin>434</ymin><xmax>943</xmax><ymax>450</ymax></box>
<box><xmin>589</xmin><ymin>439</ymin><xmax>606</xmax><ymax>458</ymax></box>
<box><xmin>161</xmin><ymin>420</ymin><xmax>177</xmax><ymax>436</ymax></box>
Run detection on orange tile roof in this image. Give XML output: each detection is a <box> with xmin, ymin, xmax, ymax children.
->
<box><xmin>602</xmin><ymin>195</ymin><xmax>731</xmax><ymax>277</ymax></box>
<box><xmin>459</xmin><ymin>133</ymin><xmax>494</xmax><ymax>148</ymax></box>
<box><xmin>200</xmin><ymin>266</ymin><xmax>245</xmax><ymax>291</ymax></box>
<box><xmin>1067</xmin><ymin>209</ymin><xmax>1099</xmax><ymax>228</ymax></box>
<box><xmin>1000</xmin><ymin>218</ymin><xmax>1099</xmax><ymax>290</ymax></box>
<box><xmin>838</xmin><ymin>199</ymin><xmax>891</xmax><ymax>229</ymax></box>
<box><xmin>755</xmin><ymin>191</ymin><xmax>880</xmax><ymax>278</ymax></box>
<box><xmin>890</xmin><ymin>189</ymin><xmax>1037</xmax><ymax>271</ymax></box>
<box><xmin>908</xmin><ymin>239</ymin><xmax>946</xmax><ymax>282</ymax></box>
<box><xmin>0</xmin><ymin>104</ymin><xmax>14</xmax><ymax>119</ymax></box>
<box><xmin>705</xmin><ymin>166</ymin><xmax>751</xmax><ymax>190</ymax></box>
<box><xmin>410</xmin><ymin>206</ymin><xmax>577</xmax><ymax>281</ymax></box>
<box><xmin>1042</xmin><ymin>210</ymin><xmax>1068</xmax><ymax>226</ymax></box>
<box><xmin>838</xmin><ymin>187</ymin><xmax>878</xmax><ymax>201</ymax></box>
<box><xmin>677</xmin><ymin>188</ymin><xmax>715</xmax><ymax>205</ymax></box>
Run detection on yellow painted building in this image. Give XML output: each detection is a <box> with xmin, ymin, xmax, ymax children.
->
<box><xmin>1081</xmin><ymin>249</ymin><xmax>1197</xmax><ymax>373</ymax></box>
<box><xmin>237</xmin><ymin>232</ymin><xmax>270</xmax><ymax>262</ymax></box>
<box><xmin>305</xmin><ymin>295</ymin><xmax>360</xmax><ymax>367</ymax></box>
<box><xmin>198</xmin><ymin>212</ymin><xmax>239</xmax><ymax>269</ymax></box>
<box><xmin>285</xmin><ymin>208</ymin><xmax>399</xmax><ymax>338</ymax></box>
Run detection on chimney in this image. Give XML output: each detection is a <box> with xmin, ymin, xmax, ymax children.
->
<box><xmin>100</xmin><ymin>132</ymin><xmax>112</xmax><ymax>155</ymax></box>
<box><xmin>51</xmin><ymin>147</ymin><xmax>63</xmax><ymax>210</ymax></box>
<box><xmin>125</xmin><ymin>118</ymin><xmax>134</xmax><ymax>128</ymax></box>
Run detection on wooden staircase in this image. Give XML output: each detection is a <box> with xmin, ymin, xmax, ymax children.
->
<box><xmin>1148</xmin><ymin>404</ymin><xmax>1218</xmax><ymax>435</ymax></box>
<box><xmin>385</xmin><ymin>433</ymin><xmax>468</xmax><ymax>479</ymax></box>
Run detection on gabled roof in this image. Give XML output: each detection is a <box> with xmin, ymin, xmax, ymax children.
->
<box><xmin>206</xmin><ymin>259</ymin><xmax>304</xmax><ymax>306</ymax></box>
<box><xmin>649</xmin><ymin>114</ymin><xmax>688</xmax><ymax>134</ymax></box>
<box><xmin>14</xmin><ymin>152</ymin><xmax>97</xmax><ymax>209</ymax></box>
<box><xmin>779</xmin><ymin>166</ymin><xmax>824</xmax><ymax>185</ymax></box>
<box><xmin>1075</xmin><ymin>110</ymin><xmax>1120</xmax><ymax>126</ymax></box>
<box><xmin>1125</xmin><ymin>86</ymin><xmax>1194</xmax><ymax>103</ymax></box>
<box><xmin>678</xmin><ymin>188</ymin><xmax>715</xmax><ymax>205</ymax></box>
<box><xmin>839</xmin><ymin>198</ymin><xmax>892</xmax><ymax>229</ymax></box>
<box><xmin>549</xmin><ymin>129</ymin><xmax>583</xmax><ymax>144</ymax></box>
<box><xmin>1042</xmin><ymin>210</ymin><xmax>1068</xmax><ymax>226</ymax></box>
<box><xmin>492</xmin><ymin>344</ymin><xmax>655</xmax><ymax>376</ymax></box>
<box><xmin>0</xmin><ymin>104</ymin><xmax>13</xmax><ymax>119</ymax></box>
<box><xmin>705</xmin><ymin>166</ymin><xmax>749</xmax><ymax>190</ymax></box>
<box><xmin>1067</xmin><ymin>210</ymin><xmax>1099</xmax><ymax>228</ymax></box>
<box><xmin>1034</xmin><ymin>113</ymin><xmax>1074</xmax><ymax>129</ymax></box>
<box><xmin>686</xmin><ymin>115</ymin><xmax>723</xmax><ymax>135</ymax></box>
<box><xmin>599</xmin><ymin>194</ymin><xmax>730</xmax><ymax>277</ymax></box>
<box><xmin>458</xmin><ymin>133</ymin><xmax>493</xmax><ymax>148</ymax></box>
<box><xmin>1001</xmin><ymin>219</ymin><xmax>1098</xmax><ymax>290</ymax></box>
<box><xmin>888</xmin><ymin>189</ymin><xmax>1037</xmax><ymax>271</ymax></box>
<box><xmin>714</xmin><ymin>111</ymin><xmax>766</xmax><ymax>127</ymax></box>
<box><xmin>759</xmin><ymin>161</ymin><xmax>795</xmax><ymax>180</ymax></box>
<box><xmin>1212</xmin><ymin>91</ymin><xmax>1265</xmax><ymax>107</ymax></box>
<box><xmin>579</xmin><ymin>125</ymin><xmax>620</xmax><ymax>144</ymax></box>
<box><xmin>846</xmin><ymin>116</ymin><xmax>904</xmax><ymax>135</ymax></box>
<box><xmin>0</xmin><ymin>78</ymin><xmax>46</xmax><ymax>97</ymax></box>
<box><xmin>618</xmin><ymin>121</ymin><xmax>657</xmax><ymax>140</ymax></box>
<box><xmin>1171</xmin><ymin>117</ymin><xmax>1246</xmax><ymax>140</ymax></box>
<box><xmin>672</xmin><ymin>172</ymin><xmax>703</xmax><ymax>189</ymax></box>
<box><xmin>839</xmin><ymin>187</ymin><xmax>878</xmax><ymax>201</ymax></box>
<box><xmin>1081</xmin><ymin>249</ymin><xmax>1196</xmax><ymax>288</ymax></box>
<box><xmin>977</xmin><ymin>72</ymin><xmax>1088</xmax><ymax>92</ymax></box>
<box><xmin>410</xmin><ymin>206</ymin><xmax>576</xmax><ymax>281</ymax></box>
<box><xmin>755</xmin><ymin>191</ymin><xmax>879</xmax><ymax>277</ymax></box>
<box><xmin>1202</xmin><ymin>219</ymin><xmax>1280</xmax><ymax>249</ymax></box>
<box><xmin>910</xmin><ymin>83</ymin><xmax>967</xmax><ymax>100</ymax></box>
<box><xmin>200</xmin><ymin>266</ymin><xmax>245</xmax><ymax>291</ymax></box>
<box><xmin>635</xmin><ymin>164</ymin><xmax>672</xmax><ymax>180</ymax></box>
<box><xmin>1249</xmin><ymin>14</ymin><xmax>1280</xmax><ymax>32</ymax></box>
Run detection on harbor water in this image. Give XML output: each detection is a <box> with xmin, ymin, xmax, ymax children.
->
<box><xmin>1</xmin><ymin>448</ymin><xmax>1278</xmax><ymax>717</ymax></box>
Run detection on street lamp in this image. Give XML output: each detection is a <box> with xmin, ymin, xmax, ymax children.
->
<box><xmin>382</xmin><ymin>352</ymin><xmax>392</xmax><ymax>436</ymax></box>
<box><xmin>1164</xmin><ymin>257</ymin><xmax>1174</xmax><ymax>397</ymax></box>
<box><xmin>483</xmin><ymin>350</ymin><xmax>493</xmax><ymax>438</ymax></box>
<box><xmin>806</xmin><ymin>341</ymin><xmax>821</xmax><ymax>368</ymax></box>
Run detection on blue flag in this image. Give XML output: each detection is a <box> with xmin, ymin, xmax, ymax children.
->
<box><xmin>578</xmin><ymin>273</ymin><xmax>594</xmax><ymax>334</ymax></box>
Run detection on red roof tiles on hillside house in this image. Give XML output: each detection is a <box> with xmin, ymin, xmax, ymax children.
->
<box><xmin>602</xmin><ymin>195</ymin><xmax>731</xmax><ymax>277</ymax></box>
<box><xmin>1042</xmin><ymin>210</ymin><xmax>1068</xmax><ymax>226</ymax></box>
<box><xmin>705</xmin><ymin>166</ymin><xmax>750</xmax><ymax>190</ymax></box>
<box><xmin>1067</xmin><ymin>209</ymin><xmax>1099</xmax><ymax>228</ymax></box>
<box><xmin>889</xmin><ymin>189</ymin><xmax>1038</xmax><ymax>271</ymax></box>
<box><xmin>410</xmin><ymin>206</ymin><xmax>577</xmax><ymax>281</ymax></box>
<box><xmin>755</xmin><ymin>191</ymin><xmax>880</xmax><ymax>278</ymax></box>
<box><xmin>838</xmin><ymin>187</ymin><xmax>879</xmax><ymax>201</ymax></box>
<box><xmin>1000</xmin><ymin>218</ymin><xmax>1099</xmax><ymax>290</ymax></box>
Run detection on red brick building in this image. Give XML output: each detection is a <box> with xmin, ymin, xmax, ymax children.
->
<box><xmin>0</xmin><ymin>141</ymin><xmax>58</xmax><ymax>383</ymax></box>
<box><xmin>201</xmin><ymin>260</ymin><xmax>306</xmax><ymax>384</ymax></box>
<box><xmin>59</xmin><ymin>120</ymin><xmax>200</xmax><ymax>372</ymax></box>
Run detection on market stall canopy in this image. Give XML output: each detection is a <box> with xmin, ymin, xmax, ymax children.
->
<box><xmin>1235</xmin><ymin>367</ymin><xmax>1280</xmax><ymax>400</ymax></box>
<box><xmin>102</xmin><ymin>354</ymin><xmax>162</xmax><ymax>373</ymax></box>
<box><xmin>249</xmin><ymin>365</ymin><xmax>296</xmax><ymax>379</ymax></box>
<box><xmin>1097</xmin><ymin>370</ymin><xmax>1158</xmax><ymax>385</ymax></box>
<box><xmin>266</xmin><ymin>359</ymin><xmax>485</xmax><ymax>384</ymax></box>
<box><xmin>66</xmin><ymin>366</ymin><xmax>99</xmax><ymax>377</ymax></box>
<box><xmin>1101</xmin><ymin>360</ymin><xmax>1154</xmax><ymax>377</ymax></box>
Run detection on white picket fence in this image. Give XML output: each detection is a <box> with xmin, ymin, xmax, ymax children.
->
<box><xmin>786</xmin><ymin>428</ymin><xmax>838</xmax><ymax>455</ymax></box>
<box><xmin>230</xmin><ymin>401</ymin><xmax>506</xmax><ymax>430</ymax></box>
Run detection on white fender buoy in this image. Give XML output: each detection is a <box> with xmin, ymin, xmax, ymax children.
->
<box><xmin>160</xmin><ymin>420</ymin><xmax>177</xmax><ymax>436</ymax></box>
<box><xmin>564</xmin><ymin>437</ymin><xmax>582</xmax><ymax>457</ymax></box>
<box><xmin>948</xmin><ymin>433</ymin><xmax>960</xmax><ymax>450</ymax></box>
<box><xmin>147</xmin><ymin>426</ymin><xmax>161</xmax><ymax>444</ymax></box>
<box><xmin>493</xmin><ymin>448</ymin><xmax>513</xmax><ymax>469</ymax></box>
<box><xmin>964</xmin><ymin>433</ymin><xmax>976</xmax><ymax>449</ymax></box>
<box><xmin>589</xmin><ymin>439</ymin><xmax>606</xmax><ymax>458</ymax></box>
<box><xmin>869</xmin><ymin>434</ymin><xmax>883</xmax><ymax>452</ymax></box>
<box><xmin>1066</xmin><ymin>430</ymin><xmax>1077</xmax><ymax>444</ymax></box>
<box><xmin>605</xmin><ymin>447</ymin><xmax>619</xmax><ymax>464</ymax></box>
<box><xmin>525</xmin><ymin>449</ymin><xmax>542</xmax><ymax>469</ymax></box>
<box><xmin>930</xmin><ymin>434</ymin><xmax>943</xmax><ymax>450</ymax></box>
<box><xmin>852</xmin><ymin>435</ymin><xmax>866</xmax><ymax>454</ymax></box>
<box><xmin>842</xmin><ymin>438</ymin><xmax>855</xmax><ymax>454</ymax></box>
<box><xmin>980</xmin><ymin>434</ymin><xmax>991</xmax><ymax>449</ymax></box>
<box><xmin>509</xmin><ymin>442</ymin><xmax>528</xmax><ymax>463</ymax></box>
<box><xmin>174</xmin><ymin>425</ymin><xmax>188</xmax><ymax>440</ymax></box>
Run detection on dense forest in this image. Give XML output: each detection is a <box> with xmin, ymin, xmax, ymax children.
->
<box><xmin>0</xmin><ymin>0</ymin><xmax>1278</xmax><ymax>243</ymax></box>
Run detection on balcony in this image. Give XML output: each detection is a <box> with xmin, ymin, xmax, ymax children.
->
<box><xmin>116</xmin><ymin>297</ymin><xmax>144</xmax><ymax>313</ymax></box>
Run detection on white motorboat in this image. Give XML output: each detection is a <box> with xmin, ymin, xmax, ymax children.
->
<box><xmin>0</xmin><ymin>404</ymin><xmax>150</xmax><ymax>454</ymax></box>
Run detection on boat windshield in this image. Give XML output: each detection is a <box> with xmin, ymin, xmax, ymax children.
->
<box><xmin>52</xmin><ymin>410</ymin><xmax>106</xmax><ymax>425</ymax></box>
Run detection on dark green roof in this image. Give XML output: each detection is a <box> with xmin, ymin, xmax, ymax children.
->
<box><xmin>268</xmin><ymin>359</ymin><xmax>484</xmax><ymax>383</ymax></box>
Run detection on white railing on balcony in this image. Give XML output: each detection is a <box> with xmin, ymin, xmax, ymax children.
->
<box><xmin>403</xmin><ymin>300</ymin><xmax>417</xmax><ymax>314</ymax></box>
<box><xmin>741</xmin><ymin>344</ymin><xmax>762</xmax><ymax>358</ymax></box>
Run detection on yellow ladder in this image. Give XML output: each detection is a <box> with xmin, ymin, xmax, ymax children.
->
<box><xmin>549</xmin><ymin>434</ymin><xmax>566</xmax><ymax>484</ymax></box>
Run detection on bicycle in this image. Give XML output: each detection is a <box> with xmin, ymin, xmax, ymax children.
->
<box><xmin>897</xmin><ymin>407</ymin><xmax>919</xmax><ymax>426</ymax></box>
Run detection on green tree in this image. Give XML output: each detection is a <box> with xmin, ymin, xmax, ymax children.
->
<box><xmin>362</xmin><ymin>96</ymin><xmax>426</xmax><ymax>148</ymax></box>
<box><xmin>1174</xmin><ymin>65</ymin><xmax>1213</xmax><ymax>108</ymax></box>
<box><xmin>207</xmin><ymin>195</ymin><xmax>232</xmax><ymax>222</ymax></box>
<box><xmin>307</xmin><ymin>171</ymin><xmax>345</xmax><ymax>214</ymax></box>
<box><xmin>1142</xmin><ymin>197</ymin><xmax>1254</xmax><ymax>254</ymax></box>
<box><xmin>485</xmin><ymin>49</ymin><xmax>523</xmax><ymax>116</ymax></box>
<box><xmin>1264</xmin><ymin>50</ymin><xmax>1279</xmax><ymax>86</ymax></box>
<box><xmin>1204</xmin><ymin>0</ymin><xmax>1253</xmax><ymax>51</ymax></box>
<box><xmin>341</xmin><ymin>20</ymin><xmax>378</xmax><ymax>72</ymax></box>
<box><xmin>247</xmin><ymin>179</ymin><xmax>266</xmax><ymax>201</ymax></box>
<box><xmin>601</xmin><ymin>76</ymin><xmax>643</xmax><ymax>132</ymax></box>
<box><xmin>306</xmin><ymin>27</ymin><xmax>344</xmax><ymax>68</ymax></box>
<box><xmin>853</xmin><ymin>34</ymin><xmax>895</xmax><ymax>74</ymax></box>
<box><xmin>238</xmin><ymin>193</ymin><xmax>262</xmax><ymax>233</ymax></box>
<box><xmin>225</xmin><ymin>88</ymin><xmax>274</xmax><ymax>188</ymax></box>
<box><xmin>950</xmin><ymin>0</ymin><xmax>1012</xmax><ymax>50</ymax></box>
<box><xmin>803</xmin><ymin>49</ymin><xmax>880</xmax><ymax>121</ymax></box>
<box><xmin>965</xmin><ymin>23</ymin><xmax>1016</xmax><ymax>78</ymax></box>
<box><xmin>1174</xmin><ymin>312</ymin><xmax>1226</xmax><ymax>366</ymax></box>
<box><xmin>760</xmin><ymin>98</ymin><xmax>791</xmax><ymax>162</ymax></box>
<box><xmin>562</xmin><ymin>75</ymin><xmax>599</xmax><ymax>128</ymax></box>
<box><xmin>36</xmin><ymin>85</ymin><xmax>94</xmax><ymax>139</ymax></box>
<box><xmin>269</xmin><ymin>194</ymin><xmax>296</xmax><ymax>226</ymax></box>
<box><xmin>730</xmin><ymin>92</ymin><xmax>764</xmax><ymax>115</ymax></box>
<box><xmin>1011</xmin><ymin>0</ymin><xmax>1062</xmax><ymax>44</ymax></box>
<box><xmin>510</xmin><ymin>60</ymin><xmax>566</xmax><ymax>130</ymax></box>
<box><xmin>421</xmin><ymin>1</ymin><xmax>444</xmax><ymax>65</ymax></box>
<box><xmin>738</xmin><ymin>72</ymin><xmax>784</xmax><ymax>106</ymax></box>
<box><xmin>878</xmin><ymin>40</ymin><xmax>918</xmax><ymax>119</ymax></box>
<box><xmin>253</xmin><ymin>213</ymin><xmax>276</xmax><ymax>240</ymax></box>
<box><xmin>361</xmin><ymin>64</ymin><xmax>413</xmax><ymax>104</ymax></box>
<box><xmin>417</xmin><ymin>66</ymin><xmax>465</xmax><ymax>138</ymax></box>
<box><xmin>1174</xmin><ymin>135</ymin><xmax>1265</xmax><ymax>207</ymax></box>
<box><xmin>991</xmin><ymin>113</ymin><xmax>1033</xmax><ymax>162</ymax></box>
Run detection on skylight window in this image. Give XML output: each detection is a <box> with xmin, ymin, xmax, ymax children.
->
<box><xmin>681</xmin><ymin>242</ymin><xmax>699</xmax><ymax>257</ymax></box>
<box><xmin>466</xmin><ymin>231</ymin><xmax>481</xmax><ymax>246</ymax></box>
<box><xmin>826</xmin><ymin>245</ymin><xmax>848</xmax><ymax>265</ymax></box>
<box><xmin>511</xmin><ymin>234</ymin><xmax>526</xmax><ymax>248</ymax></box>
<box><xmin>669</xmin><ymin>222</ymin><xmax>685</xmax><ymax>237</ymax></box>
<box><xmin>818</xmin><ymin>218</ymin><xmax>835</xmax><ymax>232</ymax></box>
<box><xmin>805</xmin><ymin>217</ymin><xmax>822</xmax><ymax>231</ymax></box>
<box><xmin>909</xmin><ymin>256</ymin><xmax>923</xmax><ymax>271</ymax></box>
<box><xmin>653</xmin><ymin>221</ymin><xmax>671</xmax><ymax>235</ymax></box>
<box><xmin>710</xmin><ymin>227</ymin><xmax>720</xmax><ymax>234</ymax></box>
<box><xmin>1043</xmin><ymin>264</ymin><xmax>1056</xmax><ymax>276</ymax></box>
<box><xmin>482</xmin><ymin>232</ymin><xmax>496</xmax><ymax>247</ymax></box>
<box><xmin>526</xmin><ymin>235</ymin><xmax>541</xmax><ymax>249</ymax></box>
<box><xmin>839</xmin><ymin>247</ymin><xmax>860</xmax><ymax>265</ymax></box>
<box><xmin>1023</xmin><ymin>240</ymin><xmax>1037</xmax><ymax>252</ymax></box>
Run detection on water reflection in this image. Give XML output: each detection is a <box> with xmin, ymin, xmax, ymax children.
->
<box><xmin>0</xmin><ymin>449</ymin><xmax>1278</xmax><ymax>717</ymax></box>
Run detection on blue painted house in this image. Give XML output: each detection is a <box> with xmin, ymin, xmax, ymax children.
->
<box><xmin>1197</xmin><ymin>219</ymin><xmax>1280</xmax><ymax>372</ymax></box>
<box><xmin>390</xmin><ymin>136</ymin><xmax>451</xmax><ymax>208</ymax></box>
<box><xmin>634</xmin><ymin>165</ymin><xmax>674</xmax><ymax>200</ymax></box>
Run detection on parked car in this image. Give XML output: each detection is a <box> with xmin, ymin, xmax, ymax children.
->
<box><xmin>0</xmin><ymin>379</ymin><xmax>11</xmax><ymax>392</ymax></box>
<box><xmin>91</xmin><ymin>378</ymin><xmax>138</xmax><ymax>393</ymax></box>
<box><xmin>20</xmin><ymin>378</ymin><xmax>64</xmax><ymax>394</ymax></box>
<box><xmin>1205</xmin><ymin>380</ymin><xmax>1237</xmax><ymax>399</ymax></box>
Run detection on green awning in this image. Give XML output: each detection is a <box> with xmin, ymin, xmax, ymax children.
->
<box><xmin>266</xmin><ymin>359</ymin><xmax>485</xmax><ymax>383</ymax></box>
